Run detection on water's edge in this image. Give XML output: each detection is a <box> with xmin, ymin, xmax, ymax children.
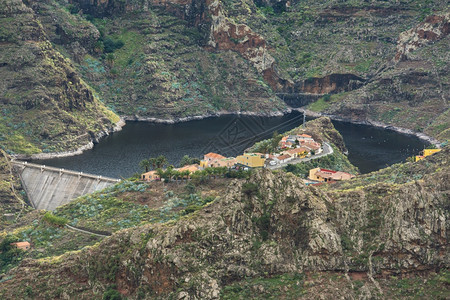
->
<box><xmin>13</xmin><ymin>107</ymin><xmax>438</xmax><ymax>160</ymax></box>
<box><xmin>12</xmin><ymin>119</ymin><xmax>126</xmax><ymax>160</ymax></box>
<box><xmin>297</xmin><ymin>108</ymin><xmax>440</xmax><ymax>146</ymax></box>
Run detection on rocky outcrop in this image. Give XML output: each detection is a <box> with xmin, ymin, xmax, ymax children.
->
<box><xmin>206</xmin><ymin>0</ymin><xmax>290</xmax><ymax>91</ymax></box>
<box><xmin>395</xmin><ymin>13</ymin><xmax>450</xmax><ymax>61</ymax></box>
<box><xmin>292</xmin><ymin>73</ymin><xmax>365</xmax><ymax>95</ymax></box>
<box><xmin>0</xmin><ymin>0</ymin><xmax>120</xmax><ymax>154</ymax></box>
<box><xmin>0</xmin><ymin>148</ymin><xmax>447</xmax><ymax>299</ymax></box>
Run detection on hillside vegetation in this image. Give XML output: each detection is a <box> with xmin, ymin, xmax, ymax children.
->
<box><xmin>1</xmin><ymin>0</ymin><xmax>448</xmax><ymax>155</ymax></box>
<box><xmin>0</xmin><ymin>127</ymin><xmax>447</xmax><ymax>299</ymax></box>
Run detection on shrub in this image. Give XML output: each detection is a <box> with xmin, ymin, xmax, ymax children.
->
<box><xmin>103</xmin><ymin>37</ymin><xmax>124</xmax><ymax>53</ymax></box>
<box><xmin>42</xmin><ymin>212</ymin><xmax>68</xmax><ymax>226</ymax></box>
<box><xmin>242</xmin><ymin>182</ymin><xmax>259</xmax><ymax>197</ymax></box>
<box><xmin>103</xmin><ymin>288</ymin><xmax>122</xmax><ymax>300</ymax></box>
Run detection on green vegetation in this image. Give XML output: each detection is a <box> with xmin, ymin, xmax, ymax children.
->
<box><xmin>42</xmin><ymin>212</ymin><xmax>68</xmax><ymax>227</ymax></box>
<box><xmin>53</xmin><ymin>179</ymin><xmax>218</xmax><ymax>232</ymax></box>
<box><xmin>103</xmin><ymin>285</ymin><xmax>123</xmax><ymax>300</ymax></box>
<box><xmin>221</xmin><ymin>273</ymin><xmax>306</xmax><ymax>299</ymax></box>
<box><xmin>308</xmin><ymin>93</ymin><xmax>346</xmax><ymax>112</ymax></box>
<box><xmin>178</xmin><ymin>155</ymin><xmax>200</xmax><ymax>167</ymax></box>
<box><xmin>0</xmin><ymin>235</ymin><xmax>24</xmax><ymax>274</ymax></box>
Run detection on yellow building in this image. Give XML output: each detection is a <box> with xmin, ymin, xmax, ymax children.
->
<box><xmin>415</xmin><ymin>148</ymin><xmax>441</xmax><ymax>161</ymax></box>
<box><xmin>236</xmin><ymin>153</ymin><xmax>265</xmax><ymax>168</ymax></box>
<box><xmin>141</xmin><ymin>170</ymin><xmax>160</xmax><ymax>181</ymax></box>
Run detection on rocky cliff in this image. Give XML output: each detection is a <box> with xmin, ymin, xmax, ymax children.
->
<box><xmin>1</xmin><ymin>0</ymin><xmax>449</xmax><ymax>155</ymax></box>
<box><xmin>0</xmin><ymin>0</ymin><xmax>122</xmax><ymax>155</ymax></box>
<box><xmin>0</xmin><ymin>147</ymin><xmax>447</xmax><ymax>299</ymax></box>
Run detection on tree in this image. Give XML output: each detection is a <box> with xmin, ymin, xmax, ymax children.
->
<box><xmin>139</xmin><ymin>159</ymin><xmax>150</xmax><ymax>172</ymax></box>
<box><xmin>271</xmin><ymin>131</ymin><xmax>282</xmax><ymax>152</ymax></box>
<box><xmin>181</xmin><ymin>170</ymin><xmax>191</xmax><ymax>181</ymax></box>
<box><xmin>156</xmin><ymin>155</ymin><xmax>168</xmax><ymax>169</ymax></box>
<box><xmin>156</xmin><ymin>168</ymin><xmax>165</xmax><ymax>181</ymax></box>
<box><xmin>149</xmin><ymin>157</ymin><xmax>157</xmax><ymax>170</ymax></box>
<box><xmin>179</xmin><ymin>155</ymin><xmax>200</xmax><ymax>167</ymax></box>
<box><xmin>164</xmin><ymin>165</ymin><xmax>174</xmax><ymax>182</ymax></box>
<box><xmin>172</xmin><ymin>170</ymin><xmax>181</xmax><ymax>183</ymax></box>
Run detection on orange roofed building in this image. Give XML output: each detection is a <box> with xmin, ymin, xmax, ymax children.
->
<box><xmin>178</xmin><ymin>164</ymin><xmax>200</xmax><ymax>173</ymax></box>
<box><xmin>11</xmin><ymin>241</ymin><xmax>31</xmax><ymax>251</ymax></box>
<box><xmin>200</xmin><ymin>152</ymin><xmax>228</xmax><ymax>168</ymax></box>
<box><xmin>308</xmin><ymin>168</ymin><xmax>355</xmax><ymax>182</ymax></box>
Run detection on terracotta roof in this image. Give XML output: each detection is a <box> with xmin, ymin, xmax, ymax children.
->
<box><xmin>204</xmin><ymin>152</ymin><xmax>226</xmax><ymax>160</ymax></box>
<box><xmin>11</xmin><ymin>241</ymin><xmax>30</xmax><ymax>250</ymax></box>
<box><xmin>178</xmin><ymin>164</ymin><xmax>200</xmax><ymax>172</ymax></box>
<box><xmin>315</xmin><ymin>169</ymin><xmax>354</xmax><ymax>180</ymax></box>
<box><xmin>287</xmin><ymin>147</ymin><xmax>308</xmax><ymax>154</ymax></box>
<box><xmin>278</xmin><ymin>154</ymin><xmax>292</xmax><ymax>160</ymax></box>
<box><xmin>298</xmin><ymin>134</ymin><xmax>312</xmax><ymax>138</ymax></box>
<box><xmin>303</xmin><ymin>142</ymin><xmax>320</xmax><ymax>150</ymax></box>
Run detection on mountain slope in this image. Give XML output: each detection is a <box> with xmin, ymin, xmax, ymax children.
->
<box><xmin>1</xmin><ymin>0</ymin><xmax>449</xmax><ymax>156</ymax></box>
<box><xmin>0</xmin><ymin>0</ymin><xmax>122</xmax><ymax>155</ymax></box>
<box><xmin>0</xmin><ymin>147</ymin><xmax>447</xmax><ymax>299</ymax></box>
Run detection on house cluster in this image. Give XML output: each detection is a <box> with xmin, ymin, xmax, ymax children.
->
<box><xmin>141</xmin><ymin>163</ymin><xmax>201</xmax><ymax>181</ymax></box>
<box><xmin>266</xmin><ymin>134</ymin><xmax>322</xmax><ymax>166</ymax></box>
<box><xmin>140</xmin><ymin>133</ymin><xmax>355</xmax><ymax>183</ymax></box>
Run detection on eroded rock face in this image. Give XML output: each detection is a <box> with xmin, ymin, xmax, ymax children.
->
<box><xmin>206</xmin><ymin>0</ymin><xmax>290</xmax><ymax>91</ymax></box>
<box><xmin>292</xmin><ymin>73</ymin><xmax>365</xmax><ymax>95</ymax></box>
<box><xmin>1</xmin><ymin>149</ymin><xmax>448</xmax><ymax>299</ymax></box>
<box><xmin>395</xmin><ymin>13</ymin><xmax>450</xmax><ymax>61</ymax></box>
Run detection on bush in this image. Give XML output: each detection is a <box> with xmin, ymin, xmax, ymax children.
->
<box><xmin>103</xmin><ymin>288</ymin><xmax>122</xmax><ymax>300</ymax></box>
<box><xmin>42</xmin><ymin>212</ymin><xmax>68</xmax><ymax>226</ymax></box>
<box><xmin>103</xmin><ymin>37</ymin><xmax>124</xmax><ymax>53</ymax></box>
<box><xmin>242</xmin><ymin>182</ymin><xmax>259</xmax><ymax>197</ymax></box>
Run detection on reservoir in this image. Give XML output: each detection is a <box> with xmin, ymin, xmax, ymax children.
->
<box><xmin>36</xmin><ymin>112</ymin><xmax>428</xmax><ymax>178</ymax></box>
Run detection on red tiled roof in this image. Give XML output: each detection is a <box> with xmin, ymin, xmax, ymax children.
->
<box><xmin>204</xmin><ymin>152</ymin><xmax>226</xmax><ymax>160</ymax></box>
<box><xmin>278</xmin><ymin>154</ymin><xmax>291</xmax><ymax>160</ymax></box>
<box><xmin>287</xmin><ymin>147</ymin><xmax>308</xmax><ymax>154</ymax></box>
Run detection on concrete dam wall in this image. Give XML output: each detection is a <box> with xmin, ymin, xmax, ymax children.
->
<box><xmin>12</xmin><ymin>161</ymin><xmax>120</xmax><ymax>211</ymax></box>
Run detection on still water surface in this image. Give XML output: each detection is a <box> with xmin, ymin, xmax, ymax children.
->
<box><xmin>36</xmin><ymin>112</ymin><xmax>427</xmax><ymax>178</ymax></box>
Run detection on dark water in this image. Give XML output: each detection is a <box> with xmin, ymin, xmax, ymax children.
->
<box><xmin>36</xmin><ymin>112</ymin><xmax>427</xmax><ymax>178</ymax></box>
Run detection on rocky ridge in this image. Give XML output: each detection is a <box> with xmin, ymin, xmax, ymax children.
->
<box><xmin>0</xmin><ymin>147</ymin><xmax>447</xmax><ymax>299</ymax></box>
<box><xmin>0</xmin><ymin>0</ymin><xmax>122</xmax><ymax>155</ymax></box>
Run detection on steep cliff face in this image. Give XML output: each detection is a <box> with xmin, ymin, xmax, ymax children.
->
<box><xmin>307</xmin><ymin>11</ymin><xmax>449</xmax><ymax>140</ymax></box>
<box><xmin>206</xmin><ymin>0</ymin><xmax>290</xmax><ymax>91</ymax></box>
<box><xmin>0</xmin><ymin>148</ymin><xmax>447</xmax><ymax>299</ymax></box>
<box><xmin>0</xmin><ymin>0</ymin><xmax>121</xmax><ymax>155</ymax></box>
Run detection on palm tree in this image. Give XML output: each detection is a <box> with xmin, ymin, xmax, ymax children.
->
<box><xmin>164</xmin><ymin>165</ymin><xmax>174</xmax><ymax>182</ymax></box>
<box><xmin>205</xmin><ymin>168</ymin><xmax>214</xmax><ymax>180</ymax></box>
<box><xmin>172</xmin><ymin>170</ymin><xmax>181</xmax><ymax>183</ymax></box>
<box><xmin>182</xmin><ymin>170</ymin><xmax>190</xmax><ymax>181</ymax></box>
<box><xmin>139</xmin><ymin>159</ymin><xmax>150</xmax><ymax>172</ymax></box>
<box><xmin>156</xmin><ymin>155</ymin><xmax>168</xmax><ymax>169</ymax></box>
<box><xmin>149</xmin><ymin>157</ymin><xmax>157</xmax><ymax>170</ymax></box>
<box><xmin>156</xmin><ymin>168</ymin><xmax>165</xmax><ymax>181</ymax></box>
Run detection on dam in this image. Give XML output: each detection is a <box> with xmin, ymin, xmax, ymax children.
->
<box><xmin>12</xmin><ymin>161</ymin><xmax>120</xmax><ymax>211</ymax></box>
